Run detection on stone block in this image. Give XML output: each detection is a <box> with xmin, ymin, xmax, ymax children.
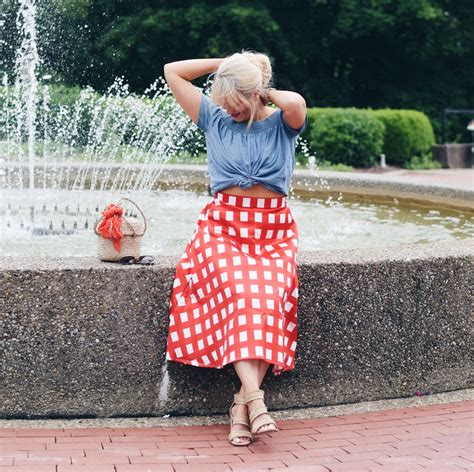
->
<box><xmin>432</xmin><ymin>144</ymin><xmax>472</xmax><ymax>168</ymax></box>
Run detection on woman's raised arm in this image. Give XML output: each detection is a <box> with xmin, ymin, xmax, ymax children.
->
<box><xmin>267</xmin><ymin>88</ymin><xmax>307</xmax><ymax>131</ymax></box>
<box><xmin>163</xmin><ymin>58</ymin><xmax>223</xmax><ymax>124</ymax></box>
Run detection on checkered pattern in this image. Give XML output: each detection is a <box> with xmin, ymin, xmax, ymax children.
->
<box><xmin>166</xmin><ymin>191</ymin><xmax>299</xmax><ymax>372</ymax></box>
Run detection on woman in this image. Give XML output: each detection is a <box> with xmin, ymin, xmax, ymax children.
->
<box><xmin>164</xmin><ymin>51</ymin><xmax>307</xmax><ymax>446</ymax></box>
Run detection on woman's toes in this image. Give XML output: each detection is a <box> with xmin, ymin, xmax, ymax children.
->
<box><xmin>237</xmin><ymin>436</ymin><xmax>250</xmax><ymax>444</ymax></box>
<box><xmin>231</xmin><ymin>433</ymin><xmax>250</xmax><ymax>446</ymax></box>
<box><xmin>256</xmin><ymin>415</ymin><xmax>278</xmax><ymax>434</ymax></box>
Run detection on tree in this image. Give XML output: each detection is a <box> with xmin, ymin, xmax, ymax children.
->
<box><xmin>4</xmin><ymin>0</ymin><xmax>473</xmax><ymax>142</ymax></box>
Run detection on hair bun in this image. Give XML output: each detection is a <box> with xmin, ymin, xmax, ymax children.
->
<box><xmin>242</xmin><ymin>51</ymin><xmax>272</xmax><ymax>88</ymax></box>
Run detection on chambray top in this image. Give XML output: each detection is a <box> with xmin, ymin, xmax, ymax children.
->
<box><xmin>197</xmin><ymin>93</ymin><xmax>308</xmax><ymax>196</ymax></box>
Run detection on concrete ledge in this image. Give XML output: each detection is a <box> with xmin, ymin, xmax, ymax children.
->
<box><xmin>1</xmin><ymin>239</ymin><xmax>472</xmax><ymax>419</ymax></box>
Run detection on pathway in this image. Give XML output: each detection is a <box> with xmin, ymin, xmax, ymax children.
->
<box><xmin>1</xmin><ymin>400</ymin><xmax>473</xmax><ymax>471</ymax></box>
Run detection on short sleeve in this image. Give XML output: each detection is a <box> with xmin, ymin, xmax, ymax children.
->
<box><xmin>281</xmin><ymin>111</ymin><xmax>308</xmax><ymax>138</ymax></box>
<box><xmin>197</xmin><ymin>92</ymin><xmax>217</xmax><ymax>131</ymax></box>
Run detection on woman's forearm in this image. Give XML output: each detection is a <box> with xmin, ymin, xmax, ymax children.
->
<box><xmin>164</xmin><ymin>58</ymin><xmax>223</xmax><ymax>81</ymax></box>
<box><xmin>267</xmin><ymin>88</ymin><xmax>305</xmax><ymax>111</ymax></box>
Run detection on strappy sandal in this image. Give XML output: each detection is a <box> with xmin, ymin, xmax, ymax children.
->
<box><xmin>228</xmin><ymin>393</ymin><xmax>253</xmax><ymax>446</ymax></box>
<box><xmin>244</xmin><ymin>389</ymin><xmax>279</xmax><ymax>435</ymax></box>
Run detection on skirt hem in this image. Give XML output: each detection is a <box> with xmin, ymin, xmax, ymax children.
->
<box><xmin>166</xmin><ymin>354</ymin><xmax>295</xmax><ymax>373</ymax></box>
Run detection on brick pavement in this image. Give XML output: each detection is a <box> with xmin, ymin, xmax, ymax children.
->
<box><xmin>1</xmin><ymin>400</ymin><xmax>472</xmax><ymax>472</ymax></box>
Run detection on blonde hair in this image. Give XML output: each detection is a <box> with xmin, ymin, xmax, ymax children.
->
<box><xmin>208</xmin><ymin>50</ymin><xmax>274</xmax><ymax>131</ymax></box>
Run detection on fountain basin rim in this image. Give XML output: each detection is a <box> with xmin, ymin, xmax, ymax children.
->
<box><xmin>1</xmin><ymin>239</ymin><xmax>472</xmax><ymax>271</ymax></box>
<box><xmin>4</xmin><ymin>161</ymin><xmax>473</xmax><ymax>211</ymax></box>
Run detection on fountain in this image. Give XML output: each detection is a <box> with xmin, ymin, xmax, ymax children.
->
<box><xmin>1</xmin><ymin>0</ymin><xmax>472</xmax><ymax>256</ymax></box>
<box><xmin>1</xmin><ymin>0</ymin><xmax>206</xmax><ymax>241</ymax></box>
<box><xmin>1</xmin><ymin>0</ymin><xmax>472</xmax><ymax>419</ymax></box>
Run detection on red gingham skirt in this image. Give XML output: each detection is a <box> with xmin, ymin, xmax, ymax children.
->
<box><xmin>165</xmin><ymin>191</ymin><xmax>299</xmax><ymax>373</ymax></box>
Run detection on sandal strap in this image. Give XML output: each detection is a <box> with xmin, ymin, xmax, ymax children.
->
<box><xmin>229</xmin><ymin>393</ymin><xmax>252</xmax><ymax>445</ymax></box>
<box><xmin>251</xmin><ymin>414</ymin><xmax>278</xmax><ymax>435</ymax></box>
<box><xmin>233</xmin><ymin>393</ymin><xmax>246</xmax><ymax>405</ymax></box>
<box><xmin>229</xmin><ymin>393</ymin><xmax>252</xmax><ymax>437</ymax></box>
<box><xmin>232</xmin><ymin>415</ymin><xmax>250</xmax><ymax>427</ymax></box>
<box><xmin>230</xmin><ymin>393</ymin><xmax>249</xmax><ymax>426</ymax></box>
<box><xmin>244</xmin><ymin>389</ymin><xmax>264</xmax><ymax>403</ymax></box>
<box><xmin>248</xmin><ymin>405</ymin><xmax>268</xmax><ymax>423</ymax></box>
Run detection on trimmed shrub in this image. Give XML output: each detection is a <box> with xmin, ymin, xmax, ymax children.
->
<box><xmin>306</xmin><ymin>108</ymin><xmax>385</xmax><ymax>167</ymax></box>
<box><xmin>369</xmin><ymin>109</ymin><xmax>435</xmax><ymax>166</ymax></box>
<box><xmin>405</xmin><ymin>150</ymin><xmax>442</xmax><ymax>170</ymax></box>
<box><xmin>1</xmin><ymin>82</ymin><xmax>202</xmax><ymax>163</ymax></box>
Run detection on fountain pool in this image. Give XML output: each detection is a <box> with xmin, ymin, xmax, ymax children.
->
<box><xmin>1</xmin><ymin>185</ymin><xmax>473</xmax><ymax>258</ymax></box>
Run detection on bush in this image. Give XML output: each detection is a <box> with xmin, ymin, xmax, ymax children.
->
<box><xmin>1</xmin><ymin>81</ymin><xmax>202</xmax><ymax>161</ymax></box>
<box><xmin>306</xmin><ymin>108</ymin><xmax>385</xmax><ymax>167</ymax></box>
<box><xmin>369</xmin><ymin>109</ymin><xmax>435</xmax><ymax>167</ymax></box>
<box><xmin>405</xmin><ymin>151</ymin><xmax>442</xmax><ymax>170</ymax></box>
<box><xmin>46</xmin><ymin>84</ymin><xmax>85</xmax><ymax>107</ymax></box>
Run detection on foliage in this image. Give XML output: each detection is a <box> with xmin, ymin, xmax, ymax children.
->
<box><xmin>44</xmin><ymin>83</ymin><xmax>88</xmax><ymax>107</ymax></box>
<box><xmin>405</xmin><ymin>151</ymin><xmax>443</xmax><ymax>170</ymax></box>
<box><xmin>369</xmin><ymin>109</ymin><xmax>435</xmax><ymax>166</ymax></box>
<box><xmin>0</xmin><ymin>81</ymin><xmax>201</xmax><ymax>163</ymax></box>
<box><xmin>306</xmin><ymin>108</ymin><xmax>385</xmax><ymax>167</ymax></box>
<box><xmin>2</xmin><ymin>0</ymin><xmax>471</xmax><ymax>144</ymax></box>
<box><xmin>317</xmin><ymin>160</ymin><xmax>354</xmax><ymax>172</ymax></box>
<box><xmin>168</xmin><ymin>152</ymin><xmax>208</xmax><ymax>165</ymax></box>
<box><xmin>295</xmin><ymin>153</ymin><xmax>354</xmax><ymax>171</ymax></box>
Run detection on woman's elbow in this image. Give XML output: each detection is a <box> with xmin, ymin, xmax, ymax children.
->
<box><xmin>289</xmin><ymin>94</ymin><xmax>306</xmax><ymax>113</ymax></box>
<box><xmin>295</xmin><ymin>94</ymin><xmax>306</xmax><ymax>109</ymax></box>
<box><xmin>163</xmin><ymin>63</ymin><xmax>171</xmax><ymax>75</ymax></box>
<box><xmin>163</xmin><ymin>63</ymin><xmax>177</xmax><ymax>77</ymax></box>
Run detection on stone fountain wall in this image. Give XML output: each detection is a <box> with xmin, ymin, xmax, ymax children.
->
<box><xmin>1</xmin><ymin>239</ymin><xmax>472</xmax><ymax>419</ymax></box>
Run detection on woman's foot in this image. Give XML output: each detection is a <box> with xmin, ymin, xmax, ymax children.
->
<box><xmin>228</xmin><ymin>394</ymin><xmax>253</xmax><ymax>446</ymax></box>
<box><xmin>230</xmin><ymin>403</ymin><xmax>252</xmax><ymax>445</ymax></box>
<box><xmin>246</xmin><ymin>397</ymin><xmax>278</xmax><ymax>433</ymax></box>
<box><xmin>244</xmin><ymin>389</ymin><xmax>279</xmax><ymax>435</ymax></box>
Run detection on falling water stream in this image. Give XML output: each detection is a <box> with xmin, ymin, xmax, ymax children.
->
<box><xmin>14</xmin><ymin>0</ymin><xmax>39</xmax><ymax>206</ymax></box>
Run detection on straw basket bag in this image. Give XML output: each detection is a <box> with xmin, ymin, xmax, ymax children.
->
<box><xmin>94</xmin><ymin>197</ymin><xmax>147</xmax><ymax>262</ymax></box>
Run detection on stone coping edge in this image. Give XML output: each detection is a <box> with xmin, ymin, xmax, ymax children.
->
<box><xmin>1</xmin><ymin>239</ymin><xmax>473</xmax><ymax>270</ymax></box>
<box><xmin>1</xmin><ymin>388</ymin><xmax>472</xmax><ymax>429</ymax></box>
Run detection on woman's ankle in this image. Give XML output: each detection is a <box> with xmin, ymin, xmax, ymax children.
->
<box><xmin>232</xmin><ymin>402</ymin><xmax>247</xmax><ymax>411</ymax></box>
<box><xmin>241</xmin><ymin>386</ymin><xmax>260</xmax><ymax>395</ymax></box>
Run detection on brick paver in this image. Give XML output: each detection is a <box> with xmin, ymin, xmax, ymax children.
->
<box><xmin>0</xmin><ymin>400</ymin><xmax>472</xmax><ymax>471</ymax></box>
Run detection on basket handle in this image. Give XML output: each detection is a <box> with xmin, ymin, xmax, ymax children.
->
<box><xmin>93</xmin><ymin>219</ymin><xmax>100</xmax><ymax>237</ymax></box>
<box><xmin>119</xmin><ymin>197</ymin><xmax>147</xmax><ymax>236</ymax></box>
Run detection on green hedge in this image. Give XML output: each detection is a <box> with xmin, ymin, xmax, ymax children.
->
<box><xmin>369</xmin><ymin>109</ymin><xmax>435</xmax><ymax>166</ymax></box>
<box><xmin>1</xmin><ymin>83</ymin><xmax>201</xmax><ymax>159</ymax></box>
<box><xmin>1</xmin><ymin>82</ymin><xmax>436</xmax><ymax>169</ymax></box>
<box><xmin>305</xmin><ymin>107</ymin><xmax>435</xmax><ymax>168</ymax></box>
<box><xmin>306</xmin><ymin>108</ymin><xmax>385</xmax><ymax>167</ymax></box>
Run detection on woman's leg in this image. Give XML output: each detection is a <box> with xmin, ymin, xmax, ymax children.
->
<box><xmin>235</xmin><ymin>359</ymin><xmax>270</xmax><ymax>393</ymax></box>
<box><xmin>234</xmin><ymin>359</ymin><xmax>277</xmax><ymax>434</ymax></box>
<box><xmin>258</xmin><ymin>359</ymin><xmax>271</xmax><ymax>385</ymax></box>
<box><xmin>228</xmin><ymin>359</ymin><xmax>258</xmax><ymax>445</ymax></box>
